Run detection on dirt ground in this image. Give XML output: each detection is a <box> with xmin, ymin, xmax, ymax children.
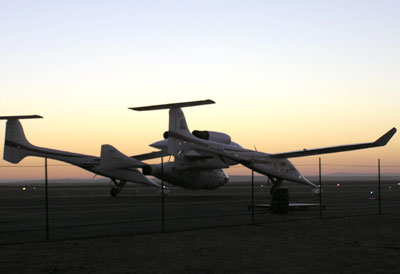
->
<box><xmin>1</xmin><ymin>214</ymin><xmax>399</xmax><ymax>274</ymax></box>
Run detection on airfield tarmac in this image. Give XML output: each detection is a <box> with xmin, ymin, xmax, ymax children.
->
<box><xmin>0</xmin><ymin>180</ymin><xmax>400</xmax><ymax>243</ymax></box>
<box><xmin>1</xmin><ymin>212</ymin><xmax>400</xmax><ymax>273</ymax></box>
<box><xmin>1</xmin><ymin>177</ymin><xmax>399</xmax><ymax>245</ymax></box>
<box><xmin>0</xmin><ymin>178</ymin><xmax>400</xmax><ymax>273</ymax></box>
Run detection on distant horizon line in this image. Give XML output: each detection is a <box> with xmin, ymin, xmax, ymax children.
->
<box><xmin>1</xmin><ymin>172</ymin><xmax>400</xmax><ymax>184</ymax></box>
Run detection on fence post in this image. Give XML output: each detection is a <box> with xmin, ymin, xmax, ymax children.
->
<box><xmin>161</xmin><ymin>156</ymin><xmax>165</xmax><ymax>232</ymax></box>
<box><xmin>45</xmin><ymin>157</ymin><xmax>49</xmax><ymax>241</ymax></box>
<box><xmin>251</xmin><ymin>170</ymin><xmax>254</xmax><ymax>224</ymax></box>
<box><xmin>378</xmin><ymin>158</ymin><xmax>381</xmax><ymax>215</ymax></box>
<box><xmin>319</xmin><ymin>157</ymin><xmax>322</xmax><ymax>219</ymax></box>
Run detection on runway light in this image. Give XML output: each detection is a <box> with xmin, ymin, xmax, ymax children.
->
<box><xmin>369</xmin><ymin>190</ymin><xmax>376</xmax><ymax>200</ymax></box>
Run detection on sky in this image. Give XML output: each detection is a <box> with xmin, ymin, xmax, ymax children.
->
<box><xmin>1</xmin><ymin>0</ymin><xmax>400</xmax><ymax>181</ymax></box>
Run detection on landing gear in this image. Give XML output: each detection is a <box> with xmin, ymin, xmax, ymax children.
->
<box><xmin>158</xmin><ymin>185</ymin><xmax>170</xmax><ymax>196</ymax></box>
<box><xmin>269</xmin><ymin>178</ymin><xmax>289</xmax><ymax>214</ymax></box>
<box><xmin>110</xmin><ymin>179</ymin><xmax>127</xmax><ymax>197</ymax></box>
<box><xmin>110</xmin><ymin>187</ymin><xmax>119</xmax><ymax>197</ymax></box>
<box><xmin>269</xmin><ymin>178</ymin><xmax>282</xmax><ymax>196</ymax></box>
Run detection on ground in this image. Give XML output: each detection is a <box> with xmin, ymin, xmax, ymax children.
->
<box><xmin>1</xmin><ymin>214</ymin><xmax>399</xmax><ymax>273</ymax></box>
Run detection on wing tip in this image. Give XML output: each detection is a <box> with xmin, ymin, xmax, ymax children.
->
<box><xmin>375</xmin><ymin>127</ymin><xmax>397</xmax><ymax>146</ymax></box>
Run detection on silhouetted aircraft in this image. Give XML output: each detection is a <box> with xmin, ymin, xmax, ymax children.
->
<box><xmin>0</xmin><ymin>100</ymin><xmax>396</xmax><ymax>197</ymax></box>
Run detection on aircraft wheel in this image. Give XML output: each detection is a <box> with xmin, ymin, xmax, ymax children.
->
<box><xmin>158</xmin><ymin>187</ymin><xmax>170</xmax><ymax>196</ymax></box>
<box><xmin>110</xmin><ymin>187</ymin><xmax>119</xmax><ymax>197</ymax></box>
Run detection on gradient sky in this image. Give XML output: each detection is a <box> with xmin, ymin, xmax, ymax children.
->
<box><xmin>1</xmin><ymin>0</ymin><xmax>400</xmax><ymax>181</ymax></box>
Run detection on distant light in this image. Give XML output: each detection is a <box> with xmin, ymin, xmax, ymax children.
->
<box><xmin>370</xmin><ymin>191</ymin><xmax>374</xmax><ymax>195</ymax></box>
<box><xmin>260</xmin><ymin>184</ymin><xmax>264</xmax><ymax>188</ymax></box>
<box><xmin>398</xmin><ymin>183</ymin><xmax>400</xmax><ymax>186</ymax></box>
<box><xmin>336</xmin><ymin>183</ymin><xmax>340</xmax><ymax>187</ymax></box>
<box><xmin>33</xmin><ymin>187</ymin><xmax>36</xmax><ymax>190</ymax></box>
<box><xmin>22</xmin><ymin>187</ymin><xmax>26</xmax><ymax>191</ymax></box>
<box><xmin>389</xmin><ymin>186</ymin><xmax>392</xmax><ymax>189</ymax></box>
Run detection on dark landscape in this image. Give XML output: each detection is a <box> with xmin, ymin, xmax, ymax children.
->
<box><xmin>0</xmin><ymin>178</ymin><xmax>399</xmax><ymax>273</ymax></box>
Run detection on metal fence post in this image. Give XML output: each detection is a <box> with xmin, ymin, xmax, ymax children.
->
<box><xmin>251</xmin><ymin>170</ymin><xmax>254</xmax><ymax>224</ymax></box>
<box><xmin>319</xmin><ymin>157</ymin><xmax>322</xmax><ymax>219</ymax></box>
<box><xmin>378</xmin><ymin>158</ymin><xmax>381</xmax><ymax>215</ymax></box>
<box><xmin>161</xmin><ymin>156</ymin><xmax>165</xmax><ymax>232</ymax></box>
<box><xmin>45</xmin><ymin>157</ymin><xmax>49</xmax><ymax>241</ymax></box>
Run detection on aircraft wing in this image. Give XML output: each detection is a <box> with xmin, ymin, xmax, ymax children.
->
<box><xmin>183</xmin><ymin>150</ymin><xmax>215</xmax><ymax>160</ymax></box>
<box><xmin>270</xmin><ymin>127</ymin><xmax>396</xmax><ymax>159</ymax></box>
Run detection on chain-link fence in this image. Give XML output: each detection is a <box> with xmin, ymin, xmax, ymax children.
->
<box><xmin>1</xmin><ymin>159</ymin><xmax>399</xmax><ymax>244</ymax></box>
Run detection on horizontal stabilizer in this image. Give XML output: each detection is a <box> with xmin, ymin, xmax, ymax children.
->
<box><xmin>271</xmin><ymin>127</ymin><xmax>397</xmax><ymax>159</ymax></box>
<box><xmin>129</xmin><ymin>99</ymin><xmax>215</xmax><ymax>111</ymax></box>
<box><xmin>0</xmin><ymin>115</ymin><xmax>43</xmax><ymax>120</ymax></box>
<box><xmin>100</xmin><ymin>145</ymin><xmax>146</xmax><ymax>170</ymax></box>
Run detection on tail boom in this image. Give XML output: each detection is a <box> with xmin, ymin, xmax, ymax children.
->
<box><xmin>2</xmin><ymin>117</ymin><xmax>93</xmax><ymax>164</ymax></box>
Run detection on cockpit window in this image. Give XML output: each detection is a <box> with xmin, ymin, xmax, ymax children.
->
<box><xmin>231</xmin><ymin>142</ymin><xmax>243</xmax><ymax>148</ymax></box>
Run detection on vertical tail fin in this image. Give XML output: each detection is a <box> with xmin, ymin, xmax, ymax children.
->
<box><xmin>130</xmin><ymin>99</ymin><xmax>215</xmax><ymax>156</ymax></box>
<box><xmin>168</xmin><ymin>108</ymin><xmax>191</xmax><ymax>155</ymax></box>
<box><xmin>0</xmin><ymin>115</ymin><xmax>42</xmax><ymax>163</ymax></box>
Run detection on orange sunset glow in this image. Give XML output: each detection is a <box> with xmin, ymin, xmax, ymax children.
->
<box><xmin>1</xmin><ymin>1</ymin><xmax>400</xmax><ymax>181</ymax></box>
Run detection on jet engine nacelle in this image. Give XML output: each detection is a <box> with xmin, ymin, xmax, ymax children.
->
<box><xmin>143</xmin><ymin>163</ymin><xmax>229</xmax><ymax>190</ymax></box>
<box><xmin>192</xmin><ymin>130</ymin><xmax>231</xmax><ymax>145</ymax></box>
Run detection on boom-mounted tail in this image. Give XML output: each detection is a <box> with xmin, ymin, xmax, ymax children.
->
<box><xmin>0</xmin><ymin>115</ymin><xmax>43</xmax><ymax>163</ymax></box>
<box><xmin>130</xmin><ymin>99</ymin><xmax>215</xmax><ymax>155</ymax></box>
